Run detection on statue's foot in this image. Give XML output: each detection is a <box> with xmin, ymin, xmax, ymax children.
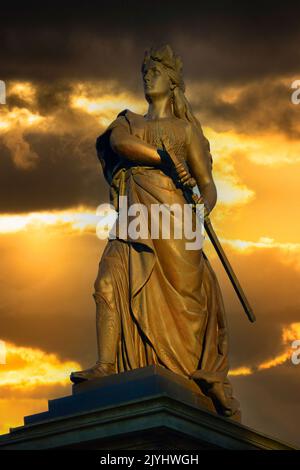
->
<box><xmin>190</xmin><ymin>369</ymin><xmax>239</xmax><ymax>417</ymax></box>
<box><xmin>209</xmin><ymin>382</ymin><xmax>239</xmax><ymax>417</ymax></box>
<box><xmin>70</xmin><ymin>362</ymin><xmax>115</xmax><ymax>384</ymax></box>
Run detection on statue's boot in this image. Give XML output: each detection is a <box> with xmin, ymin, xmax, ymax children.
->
<box><xmin>70</xmin><ymin>361</ymin><xmax>115</xmax><ymax>384</ymax></box>
<box><xmin>70</xmin><ymin>274</ymin><xmax>121</xmax><ymax>385</ymax></box>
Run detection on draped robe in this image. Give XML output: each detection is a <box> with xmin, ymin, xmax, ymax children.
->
<box><xmin>95</xmin><ymin>109</ymin><xmax>239</xmax><ymax>417</ymax></box>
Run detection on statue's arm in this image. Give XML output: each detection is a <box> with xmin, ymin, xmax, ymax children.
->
<box><xmin>185</xmin><ymin>123</ymin><xmax>217</xmax><ymax>214</ymax></box>
<box><xmin>110</xmin><ymin>123</ymin><xmax>162</xmax><ymax>166</ymax></box>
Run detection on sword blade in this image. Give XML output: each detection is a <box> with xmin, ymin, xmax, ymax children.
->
<box><xmin>191</xmin><ymin>185</ymin><xmax>256</xmax><ymax>323</ymax></box>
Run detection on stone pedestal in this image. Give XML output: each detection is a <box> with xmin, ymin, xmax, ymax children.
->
<box><xmin>0</xmin><ymin>365</ymin><xmax>295</xmax><ymax>450</ymax></box>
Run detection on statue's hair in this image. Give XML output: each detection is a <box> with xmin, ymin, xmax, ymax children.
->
<box><xmin>142</xmin><ymin>44</ymin><xmax>211</xmax><ymax>157</ymax></box>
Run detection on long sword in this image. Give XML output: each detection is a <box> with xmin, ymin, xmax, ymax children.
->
<box><xmin>164</xmin><ymin>148</ymin><xmax>256</xmax><ymax>323</ymax></box>
<box><xmin>192</xmin><ymin>185</ymin><xmax>256</xmax><ymax>323</ymax></box>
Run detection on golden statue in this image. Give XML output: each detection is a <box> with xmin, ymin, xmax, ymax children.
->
<box><xmin>70</xmin><ymin>44</ymin><xmax>241</xmax><ymax>418</ymax></box>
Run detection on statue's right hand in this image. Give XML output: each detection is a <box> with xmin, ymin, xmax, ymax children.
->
<box><xmin>160</xmin><ymin>138</ymin><xmax>196</xmax><ymax>188</ymax></box>
<box><xmin>157</xmin><ymin>148</ymin><xmax>174</xmax><ymax>169</ymax></box>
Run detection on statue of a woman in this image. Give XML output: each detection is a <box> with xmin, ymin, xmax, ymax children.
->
<box><xmin>70</xmin><ymin>44</ymin><xmax>240</xmax><ymax>418</ymax></box>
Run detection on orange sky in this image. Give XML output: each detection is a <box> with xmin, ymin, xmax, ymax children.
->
<box><xmin>1</xmin><ymin>49</ymin><xmax>300</xmax><ymax>445</ymax></box>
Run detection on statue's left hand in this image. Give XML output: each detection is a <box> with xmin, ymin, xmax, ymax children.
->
<box><xmin>192</xmin><ymin>192</ymin><xmax>210</xmax><ymax>218</ymax></box>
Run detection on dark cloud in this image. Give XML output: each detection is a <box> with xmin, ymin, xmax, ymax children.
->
<box><xmin>1</xmin><ymin>1</ymin><xmax>300</xmax><ymax>213</ymax></box>
<box><xmin>0</xmin><ymin>309</ymin><xmax>97</xmax><ymax>366</ymax></box>
<box><xmin>1</xmin><ymin>1</ymin><xmax>300</xmax><ymax>84</ymax></box>
<box><xmin>208</xmin><ymin>246</ymin><xmax>300</xmax><ymax>368</ymax></box>
<box><xmin>1</xmin><ymin>79</ymin><xmax>136</xmax><ymax>212</ymax></box>
<box><xmin>0</xmin><ymin>138</ymin><xmax>108</xmax><ymax>213</ymax></box>
<box><xmin>0</xmin><ymin>76</ymin><xmax>120</xmax><ymax>212</ymax></box>
<box><xmin>190</xmin><ymin>79</ymin><xmax>300</xmax><ymax>138</ymax></box>
<box><xmin>231</xmin><ymin>364</ymin><xmax>300</xmax><ymax>447</ymax></box>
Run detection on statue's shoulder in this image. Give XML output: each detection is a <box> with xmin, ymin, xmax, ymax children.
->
<box><xmin>117</xmin><ymin>108</ymin><xmax>145</xmax><ymax>124</ymax></box>
<box><xmin>96</xmin><ymin>109</ymin><xmax>131</xmax><ymax>147</ymax></box>
<box><xmin>117</xmin><ymin>108</ymin><xmax>143</xmax><ymax>118</ymax></box>
<box><xmin>107</xmin><ymin>109</ymin><xmax>131</xmax><ymax>130</ymax></box>
<box><xmin>99</xmin><ymin>108</ymin><xmax>144</xmax><ymax>135</ymax></box>
<box><xmin>95</xmin><ymin>108</ymin><xmax>141</xmax><ymax>154</ymax></box>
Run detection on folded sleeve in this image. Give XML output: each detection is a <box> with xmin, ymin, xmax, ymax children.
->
<box><xmin>96</xmin><ymin>110</ymin><xmax>131</xmax><ymax>184</ymax></box>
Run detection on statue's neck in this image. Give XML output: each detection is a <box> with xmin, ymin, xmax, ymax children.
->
<box><xmin>145</xmin><ymin>96</ymin><xmax>173</xmax><ymax>120</ymax></box>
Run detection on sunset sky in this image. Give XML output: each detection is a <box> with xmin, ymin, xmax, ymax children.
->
<box><xmin>0</xmin><ymin>1</ymin><xmax>300</xmax><ymax>446</ymax></box>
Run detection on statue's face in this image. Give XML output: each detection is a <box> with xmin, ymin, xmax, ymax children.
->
<box><xmin>142</xmin><ymin>61</ymin><xmax>171</xmax><ymax>101</ymax></box>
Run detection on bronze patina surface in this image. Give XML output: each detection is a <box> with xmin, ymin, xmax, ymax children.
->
<box><xmin>70</xmin><ymin>44</ymin><xmax>243</xmax><ymax>419</ymax></box>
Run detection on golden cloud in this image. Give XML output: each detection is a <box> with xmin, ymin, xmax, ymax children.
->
<box><xmin>1</xmin><ymin>80</ymin><xmax>146</xmax><ymax>170</ymax></box>
<box><xmin>4</xmin><ymin>79</ymin><xmax>286</xmax><ymax>216</ymax></box>
<box><xmin>282</xmin><ymin>323</ymin><xmax>300</xmax><ymax>343</ymax></box>
<box><xmin>0</xmin><ymin>342</ymin><xmax>81</xmax><ymax>391</ymax></box>
<box><xmin>220</xmin><ymin>237</ymin><xmax>300</xmax><ymax>254</ymax></box>
<box><xmin>69</xmin><ymin>81</ymin><xmax>145</xmax><ymax>127</ymax></box>
<box><xmin>228</xmin><ymin>366</ymin><xmax>253</xmax><ymax>377</ymax></box>
<box><xmin>206</xmin><ymin>127</ymin><xmax>300</xmax><ymax>167</ymax></box>
<box><xmin>1</xmin><ymin>207</ymin><xmax>299</xmax><ymax>268</ymax></box>
<box><xmin>0</xmin><ymin>104</ymin><xmax>46</xmax><ymax>169</ymax></box>
<box><xmin>8</xmin><ymin>81</ymin><xmax>37</xmax><ymax>104</ymax></box>
<box><xmin>1</xmin><ymin>82</ymin><xmax>48</xmax><ymax>169</ymax></box>
<box><xmin>0</xmin><ymin>341</ymin><xmax>81</xmax><ymax>435</ymax></box>
<box><xmin>0</xmin><ymin>206</ymin><xmax>100</xmax><ymax>235</ymax></box>
<box><xmin>229</xmin><ymin>322</ymin><xmax>300</xmax><ymax>376</ymax></box>
<box><xmin>258</xmin><ymin>323</ymin><xmax>300</xmax><ymax>371</ymax></box>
